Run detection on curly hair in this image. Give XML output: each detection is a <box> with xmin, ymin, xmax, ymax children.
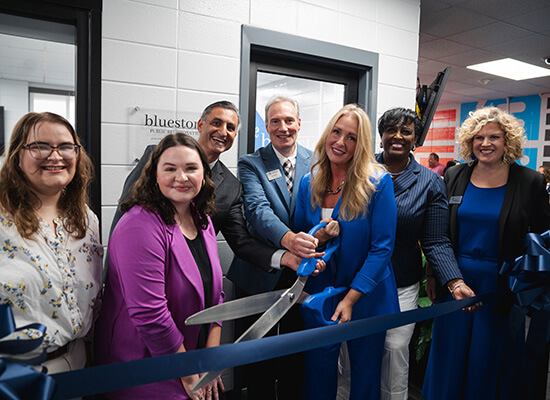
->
<box><xmin>458</xmin><ymin>107</ymin><xmax>524</xmax><ymax>165</ymax></box>
<box><xmin>121</xmin><ymin>133</ymin><xmax>215</xmax><ymax>229</ymax></box>
<box><xmin>310</xmin><ymin>104</ymin><xmax>385</xmax><ymax>221</ymax></box>
<box><xmin>0</xmin><ymin>112</ymin><xmax>93</xmax><ymax>240</ymax></box>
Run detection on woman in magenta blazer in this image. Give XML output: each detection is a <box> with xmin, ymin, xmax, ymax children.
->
<box><xmin>95</xmin><ymin>133</ymin><xmax>225</xmax><ymax>400</ymax></box>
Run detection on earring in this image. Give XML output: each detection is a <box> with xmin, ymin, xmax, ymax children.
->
<box><xmin>202</xmin><ymin>179</ymin><xmax>205</xmax><ymax>185</ymax></box>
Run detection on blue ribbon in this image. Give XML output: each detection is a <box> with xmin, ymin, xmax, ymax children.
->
<box><xmin>49</xmin><ymin>292</ymin><xmax>497</xmax><ymax>399</ymax></box>
<box><xmin>500</xmin><ymin>230</ymin><xmax>550</xmax><ymax>312</ymax></box>
<box><xmin>499</xmin><ymin>230</ymin><xmax>550</xmax><ymax>398</ymax></box>
<box><xmin>0</xmin><ymin>304</ymin><xmax>54</xmax><ymax>400</ymax></box>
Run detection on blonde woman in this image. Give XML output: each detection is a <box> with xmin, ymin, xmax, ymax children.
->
<box><xmin>423</xmin><ymin>107</ymin><xmax>550</xmax><ymax>400</ymax></box>
<box><xmin>0</xmin><ymin>112</ymin><xmax>102</xmax><ymax>373</ymax></box>
<box><xmin>294</xmin><ymin>104</ymin><xmax>399</xmax><ymax>400</ymax></box>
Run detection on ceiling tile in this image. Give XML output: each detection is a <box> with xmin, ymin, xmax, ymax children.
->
<box><xmin>438</xmin><ymin>48</ymin><xmax>502</xmax><ymax>67</ymax></box>
<box><xmin>418</xmin><ymin>38</ymin><xmax>473</xmax><ymax>59</ymax></box>
<box><xmin>503</xmin><ymin>6</ymin><xmax>550</xmax><ymax>37</ymax></box>
<box><xmin>446</xmin><ymin>22</ymin><xmax>531</xmax><ymax>49</ymax></box>
<box><xmin>420</xmin><ymin>6</ymin><xmax>494</xmax><ymax>37</ymax></box>
<box><xmin>458</xmin><ymin>0</ymin><xmax>549</xmax><ymax>21</ymax></box>
<box><xmin>489</xmin><ymin>34</ymin><xmax>550</xmax><ymax>58</ymax></box>
<box><xmin>419</xmin><ymin>32</ymin><xmax>438</xmax><ymax>43</ymax></box>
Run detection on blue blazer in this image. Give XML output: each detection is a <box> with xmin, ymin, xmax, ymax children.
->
<box><xmin>294</xmin><ymin>171</ymin><xmax>399</xmax><ymax>320</ymax></box>
<box><xmin>227</xmin><ymin>143</ymin><xmax>312</xmax><ymax>294</ymax></box>
<box><xmin>375</xmin><ymin>153</ymin><xmax>463</xmax><ymax>287</ymax></box>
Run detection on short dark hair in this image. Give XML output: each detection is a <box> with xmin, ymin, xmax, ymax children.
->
<box><xmin>429</xmin><ymin>152</ymin><xmax>439</xmax><ymax>161</ymax></box>
<box><xmin>121</xmin><ymin>133</ymin><xmax>215</xmax><ymax>229</ymax></box>
<box><xmin>200</xmin><ymin>100</ymin><xmax>240</xmax><ymax>129</ymax></box>
<box><xmin>377</xmin><ymin>107</ymin><xmax>422</xmax><ymax>139</ymax></box>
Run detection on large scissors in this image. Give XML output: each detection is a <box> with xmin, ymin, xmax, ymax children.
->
<box><xmin>185</xmin><ymin>222</ymin><xmax>346</xmax><ymax>390</ymax></box>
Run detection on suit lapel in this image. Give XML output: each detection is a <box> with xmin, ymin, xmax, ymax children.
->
<box><xmin>212</xmin><ymin>160</ymin><xmax>224</xmax><ymax>189</ymax></box>
<box><xmin>200</xmin><ymin>223</ymin><xmax>222</xmax><ymax>304</ymax></box>
<box><xmin>392</xmin><ymin>156</ymin><xmax>419</xmax><ymax>197</ymax></box>
<box><xmin>498</xmin><ymin>163</ymin><xmax>518</xmax><ymax>251</ymax></box>
<box><xmin>262</xmin><ymin>144</ymin><xmax>291</xmax><ymax>208</ymax></box>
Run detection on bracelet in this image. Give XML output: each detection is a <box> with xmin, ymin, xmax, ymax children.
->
<box><xmin>425</xmin><ymin>273</ymin><xmax>434</xmax><ymax>278</ymax></box>
<box><xmin>449</xmin><ymin>282</ymin><xmax>465</xmax><ymax>293</ymax></box>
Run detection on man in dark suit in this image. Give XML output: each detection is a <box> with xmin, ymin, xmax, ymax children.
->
<box><xmin>227</xmin><ymin>96</ymin><xmax>316</xmax><ymax>400</ymax></box>
<box><xmin>109</xmin><ymin>100</ymin><xmax>301</xmax><ymax>274</ymax></box>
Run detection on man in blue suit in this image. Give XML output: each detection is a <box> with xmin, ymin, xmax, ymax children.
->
<box><xmin>227</xmin><ymin>96</ymin><xmax>315</xmax><ymax>400</ymax></box>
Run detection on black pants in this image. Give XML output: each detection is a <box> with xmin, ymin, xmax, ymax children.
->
<box><xmin>234</xmin><ymin>268</ymin><xmax>304</xmax><ymax>400</ymax></box>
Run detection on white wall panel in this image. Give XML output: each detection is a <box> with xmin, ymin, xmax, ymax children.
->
<box><xmin>102</xmin><ymin>206</ymin><xmax>117</xmax><ymax>242</ymax></box>
<box><xmin>376</xmin><ymin>24</ymin><xmax>419</xmax><ymax>61</ymax></box>
<box><xmin>103</xmin><ymin>40</ymin><xmax>177</xmax><ymax>87</ymax></box>
<box><xmin>378</xmin><ymin>0</ymin><xmax>420</xmax><ymax>33</ymax></box>
<box><xmin>339</xmin><ymin>0</ymin><xmax>377</xmax><ymax>20</ymax></box>
<box><xmin>130</xmin><ymin>0</ymin><xmax>178</xmax><ymax>9</ymax></box>
<box><xmin>250</xmin><ymin>0</ymin><xmax>298</xmax><ymax>34</ymax></box>
<box><xmin>102</xmin><ymin>165</ymin><xmax>135</xmax><ymax>206</ymax></box>
<box><xmin>338</xmin><ymin>14</ymin><xmax>377</xmax><ymax>51</ymax></box>
<box><xmin>178</xmin><ymin>12</ymin><xmax>240</xmax><ymax>58</ymax></box>
<box><xmin>299</xmin><ymin>0</ymin><xmax>339</xmax><ymax>11</ymax></box>
<box><xmin>378</xmin><ymin>54</ymin><xmax>418</xmax><ymax>89</ymax></box>
<box><xmin>176</xmin><ymin>90</ymin><xmax>239</xmax><ymax>115</ymax></box>
<box><xmin>179</xmin><ymin>0</ymin><xmax>250</xmax><ymax>22</ymax></box>
<box><xmin>377</xmin><ymin>83</ymin><xmax>416</xmax><ymax>116</ymax></box>
<box><xmin>102</xmin><ymin>82</ymin><xmax>177</xmax><ymax>124</ymax></box>
<box><xmin>177</xmin><ymin>51</ymin><xmax>240</xmax><ymax>93</ymax></box>
<box><xmin>103</xmin><ymin>0</ymin><xmax>177</xmax><ymax>47</ymax></box>
<box><xmin>297</xmin><ymin>3</ymin><xmax>339</xmax><ymax>43</ymax></box>
<box><xmin>101</xmin><ymin>123</ymin><xmax>152</xmax><ymax>166</ymax></box>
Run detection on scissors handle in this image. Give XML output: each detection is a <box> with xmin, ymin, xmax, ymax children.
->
<box><xmin>301</xmin><ymin>286</ymin><xmax>347</xmax><ymax>325</ymax></box>
<box><xmin>296</xmin><ymin>222</ymin><xmax>340</xmax><ymax>277</ymax></box>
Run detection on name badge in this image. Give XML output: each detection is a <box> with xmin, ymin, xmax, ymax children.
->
<box><xmin>266</xmin><ymin>169</ymin><xmax>282</xmax><ymax>181</ymax></box>
<box><xmin>449</xmin><ymin>196</ymin><xmax>463</xmax><ymax>205</ymax></box>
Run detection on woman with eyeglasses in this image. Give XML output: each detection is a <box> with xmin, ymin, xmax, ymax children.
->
<box><xmin>0</xmin><ymin>112</ymin><xmax>102</xmax><ymax>373</ymax></box>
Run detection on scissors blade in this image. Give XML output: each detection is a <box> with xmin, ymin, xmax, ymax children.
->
<box><xmin>185</xmin><ymin>289</ymin><xmax>288</xmax><ymax>325</ymax></box>
<box><xmin>191</xmin><ymin>276</ymin><xmax>308</xmax><ymax>391</ymax></box>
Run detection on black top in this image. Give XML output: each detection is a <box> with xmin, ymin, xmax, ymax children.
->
<box><xmin>185</xmin><ymin>233</ymin><xmax>212</xmax><ymax>349</ymax></box>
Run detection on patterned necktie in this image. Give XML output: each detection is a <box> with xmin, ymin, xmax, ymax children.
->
<box><xmin>283</xmin><ymin>159</ymin><xmax>294</xmax><ymax>194</ymax></box>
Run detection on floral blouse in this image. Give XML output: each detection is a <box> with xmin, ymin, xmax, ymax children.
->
<box><xmin>0</xmin><ymin>208</ymin><xmax>103</xmax><ymax>351</ymax></box>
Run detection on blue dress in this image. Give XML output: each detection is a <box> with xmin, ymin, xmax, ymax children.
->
<box><xmin>423</xmin><ymin>182</ymin><xmax>509</xmax><ymax>400</ymax></box>
<box><xmin>294</xmin><ymin>172</ymin><xmax>399</xmax><ymax>400</ymax></box>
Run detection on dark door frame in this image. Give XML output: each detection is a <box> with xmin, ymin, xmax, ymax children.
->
<box><xmin>240</xmin><ymin>25</ymin><xmax>379</xmax><ymax>156</ymax></box>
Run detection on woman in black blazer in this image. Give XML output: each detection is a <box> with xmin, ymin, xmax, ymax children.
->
<box><xmin>423</xmin><ymin>107</ymin><xmax>550</xmax><ymax>400</ymax></box>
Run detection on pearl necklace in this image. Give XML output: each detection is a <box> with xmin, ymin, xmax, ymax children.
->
<box><xmin>326</xmin><ymin>179</ymin><xmax>345</xmax><ymax>194</ymax></box>
<box><xmin>388</xmin><ymin>158</ymin><xmax>410</xmax><ymax>178</ymax></box>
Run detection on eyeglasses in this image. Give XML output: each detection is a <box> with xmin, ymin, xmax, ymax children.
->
<box><xmin>22</xmin><ymin>142</ymin><xmax>81</xmax><ymax>160</ymax></box>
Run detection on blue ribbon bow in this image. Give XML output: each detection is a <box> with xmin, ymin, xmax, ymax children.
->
<box><xmin>499</xmin><ymin>230</ymin><xmax>550</xmax><ymax>398</ymax></box>
<box><xmin>500</xmin><ymin>230</ymin><xmax>550</xmax><ymax>312</ymax></box>
<box><xmin>0</xmin><ymin>304</ymin><xmax>55</xmax><ymax>400</ymax></box>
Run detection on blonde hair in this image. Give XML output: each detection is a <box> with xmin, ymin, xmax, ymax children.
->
<box><xmin>310</xmin><ymin>104</ymin><xmax>385</xmax><ymax>220</ymax></box>
<box><xmin>458</xmin><ymin>107</ymin><xmax>524</xmax><ymax>164</ymax></box>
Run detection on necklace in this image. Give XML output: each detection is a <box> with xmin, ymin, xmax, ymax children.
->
<box><xmin>388</xmin><ymin>158</ymin><xmax>410</xmax><ymax>178</ymax></box>
<box><xmin>326</xmin><ymin>179</ymin><xmax>345</xmax><ymax>194</ymax></box>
